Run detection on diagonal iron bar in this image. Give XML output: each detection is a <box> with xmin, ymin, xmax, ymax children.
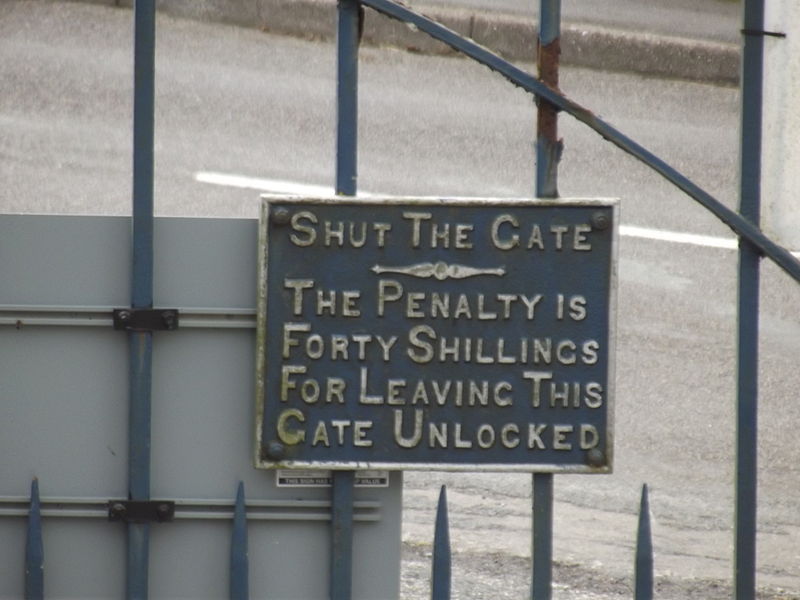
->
<box><xmin>361</xmin><ymin>0</ymin><xmax>800</xmax><ymax>285</ymax></box>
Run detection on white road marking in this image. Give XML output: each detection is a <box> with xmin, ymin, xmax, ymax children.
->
<box><xmin>195</xmin><ymin>170</ymin><xmax>770</xmax><ymax>253</ymax></box>
<box><xmin>195</xmin><ymin>171</ymin><xmax>375</xmax><ymax>198</ymax></box>
<box><xmin>618</xmin><ymin>224</ymin><xmax>736</xmax><ymax>250</ymax></box>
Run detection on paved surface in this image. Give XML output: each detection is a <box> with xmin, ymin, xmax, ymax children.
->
<box><xmin>104</xmin><ymin>0</ymin><xmax>742</xmax><ymax>83</ymax></box>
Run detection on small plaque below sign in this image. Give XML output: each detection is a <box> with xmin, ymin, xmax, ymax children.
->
<box><xmin>255</xmin><ymin>197</ymin><xmax>617</xmax><ymax>473</ymax></box>
<box><xmin>276</xmin><ymin>469</ymin><xmax>390</xmax><ymax>488</ymax></box>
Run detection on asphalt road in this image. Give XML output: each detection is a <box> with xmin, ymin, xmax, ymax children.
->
<box><xmin>1</xmin><ymin>2</ymin><xmax>798</xmax><ymax>598</ymax></box>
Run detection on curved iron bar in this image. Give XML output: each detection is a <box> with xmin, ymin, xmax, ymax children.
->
<box><xmin>361</xmin><ymin>0</ymin><xmax>800</xmax><ymax>285</ymax></box>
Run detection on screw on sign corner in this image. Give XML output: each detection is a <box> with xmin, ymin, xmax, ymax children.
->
<box><xmin>590</xmin><ymin>211</ymin><xmax>611</xmax><ymax>231</ymax></box>
<box><xmin>265</xmin><ymin>441</ymin><xmax>287</xmax><ymax>461</ymax></box>
<box><xmin>586</xmin><ymin>448</ymin><xmax>607</xmax><ymax>468</ymax></box>
<box><xmin>271</xmin><ymin>208</ymin><xmax>291</xmax><ymax>226</ymax></box>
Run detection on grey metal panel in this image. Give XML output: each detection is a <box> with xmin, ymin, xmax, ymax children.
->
<box><xmin>0</xmin><ymin>214</ymin><xmax>401</xmax><ymax>599</ymax></box>
<box><xmin>153</xmin><ymin>217</ymin><xmax>259</xmax><ymax>309</ymax></box>
<box><xmin>0</xmin><ymin>519</ymin><xmax>126</xmax><ymax>600</ymax></box>
<box><xmin>0</xmin><ymin>327</ymin><xmax>128</xmax><ymax>497</ymax></box>
<box><xmin>0</xmin><ymin>215</ymin><xmax>130</xmax><ymax>307</ymax></box>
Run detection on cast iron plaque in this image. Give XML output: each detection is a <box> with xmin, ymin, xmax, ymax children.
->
<box><xmin>255</xmin><ymin>197</ymin><xmax>616</xmax><ymax>472</ymax></box>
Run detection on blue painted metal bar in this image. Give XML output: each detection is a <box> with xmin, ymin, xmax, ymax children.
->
<box><xmin>331</xmin><ymin>2</ymin><xmax>360</xmax><ymax>598</ymax></box>
<box><xmin>634</xmin><ymin>484</ymin><xmax>653</xmax><ymax>600</ymax></box>
<box><xmin>360</xmin><ymin>0</ymin><xmax>800</xmax><ymax>285</ymax></box>
<box><xmin>336</xmin><ymin>0</ymin><xmax>361</xmax><ymax>196</ymax></box>
<box><xmin>132</xmin><ymin>0</ymin><xmax>155</xmax><ymax>307</ymax></box>
<box><xmin>431</xmin><ymin>486</ymin><xmax>451</xmax><ymax>600</ymax></box>
<box><xmin>331</xmin><ymin>471</ymin><xmax>355</xmax><ymax>600</ymax></box>
<box><xmin>128</xmin><ymin>0</ymin><xmax>156</xmax><ymax>597</ymax></box>
<box><xmin>25</xmin><ymin>479</ymin><xmax>44</xmax><ymax>600</ymax></box>
<box><xmin>735</xmin><ymin>1</ymin><xmax>765</xmax><ymax>597</ymax></box>
<box><xmin>531</xmin><ymin>473</ymin><xmax>553</xmax><ymax>600</ymax></box>
<box><xmin>127</xmin><ymin>333</ymin><xmax>153</xmax><ymax>600</ymax></box>
<box><xmin>230</xmin><ymin>482</ymin><xmax>249</xmax><ymax>600</ymax></box>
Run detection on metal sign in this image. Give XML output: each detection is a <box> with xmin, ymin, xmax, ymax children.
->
<box><xmin>255</xmin><ymin>197</ymin><xmax>617</xmax><ymax>472</ymax></box>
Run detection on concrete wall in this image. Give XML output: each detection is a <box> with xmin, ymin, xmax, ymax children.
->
<box><xmin>762</xmin><ymin>0</ymin><xmax>800</xmax><ymax>251</ymax></box>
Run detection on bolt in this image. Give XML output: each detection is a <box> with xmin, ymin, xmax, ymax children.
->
<box><xmin>586</xmin><ymin>448</ymin><xmax>606</xmax><ymax>468</ymax></box>
<box><xmin>590</xmin><ymin>212</ymin><xmax>610</xmax><ymax>231</ymax></box>
<box><xmin>265</xmin><ymin>441</ymin><xmax>286</xmax><ymax>460</ymax></box>
<box><xmin>118</xmin><ymin>310</ymin><xmax>131</xmax><ymax>322</ymax></box>
<box><xmin>111</xmin><ymin>502</ymin><xmax>127</xmax><ymax>518</ymax></box>
<box><xmin>272</xmin><ymin>208</ymin><xmax>291</xmax><ymax>225</ymax></box>
<box><xmin>157</xmin><ymin>503</ymin><xmax>172</xmax><ymax>519</ymax></box>
<box><xmin>162</xmin><ymin>312</ymin><xmax>177</xmax><ymax>329</ymax></box>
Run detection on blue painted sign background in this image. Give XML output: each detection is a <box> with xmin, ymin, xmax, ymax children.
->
<box><xmin>256</xmin><ymin>197</ymin><xmax>616</xmax><ymax>472</ymax></box>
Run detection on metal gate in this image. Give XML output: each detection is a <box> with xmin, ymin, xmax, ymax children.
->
<box><xmin>331</xmin><ymin>0</ymin><xmax>799</xmax><ymax>596</ymax></box>
<box><xmin>2</xmin><ymin>0</ymin><xmax>799</xmax><ymax>598</ymax></box>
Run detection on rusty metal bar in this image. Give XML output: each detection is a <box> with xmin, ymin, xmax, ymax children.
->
<box><xmin>536</xmin><ymin>0</ymin><xmax>562</xmax><ymax>199</ymax></box>
<box><xmin>532</xmin><ymin>3</ymin><xmax>560</xmax><ymax>597</ymax></box>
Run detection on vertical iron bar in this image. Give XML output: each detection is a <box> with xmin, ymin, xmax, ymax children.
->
<box><xmin>735</xmin><ymin>1</ymin><xmax>764</xmax><ymax>598</ymax></box>
<box><xmin>336</xmin><ymin>0</ymin><xmax>361</xmax><ymax>196</ymax></box>
<box><xmin>431</xmin><ymin>486</ymin><xmax>451</xmax><ymax>600</ymax></box>
<box><xmin>634</xmin><ymin>484</ymin><xmax>653</xmax><ymax>600</ymax></box>
<box><xmin>25</xmin><ymin>479</ymin><xmax>44</xmax><ymax>600</ymax></box>
<box><xmin>132</xmin><ymin>0</ymin><xmax>155</xmax><ymax>306</ymax></box>
<box><xmin>331</xmin><ymin>2</ymin><xmax>360</xmax><ymax>598</ymax></box>
<box><xmin>331</xmin><ymin>471</ymin><xmax>355</xmax><ymax>600</ymax></box>
<box><xmin>532</xmin><ymin>3</ymin><xmax>560</xmax><ymax>599</ymax></box>
<box><xmin>536</xmin><ymin>0</ymin><xmax>562</xmax><ymax>199</ymax></box>
<box><xmin>230</xmin><ymin>482</ymin><xmax>249</xmax><ymax>600</ymax></box>
<box><xmin>531</xmin><ymin>473</ymin><xmax>553</xmax><ymax>600</ymax></box>
<box><xmin>129</xmin><ymin>1</ymin><xmax>156</xmax><ymax>598</ymax></box>
<box><xmin>128</xmin><ymin>334</ymin><xmax>153</xmax><ymax>600</ymax></box>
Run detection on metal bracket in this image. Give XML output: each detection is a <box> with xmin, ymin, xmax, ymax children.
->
<box><xmin>112</xmin><ymin>308</ymin><xmax>179</xmax><ymax>331</ymax></box>
<box><xmin>108</xmin><ymin>500</ymin><xmax>175</xmax><ymax>523</ymax></box>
